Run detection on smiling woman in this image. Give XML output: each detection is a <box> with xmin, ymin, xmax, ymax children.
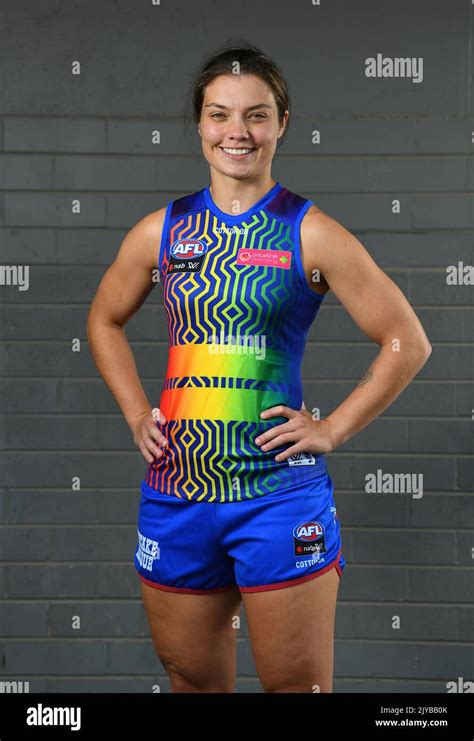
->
<box><xmin>208</xmin><ymin>107</ymin><xmax>266</xmax><ymax>159</ymax></box>
<box><xmin>196</xmin><ymin>73</ymin><xmax>288</xmax><ymax>199</ymax></box>
<box><xmin>87</xmin><ymin>40</ymin><xmax>431</xmax><ymax>694</ymax></box>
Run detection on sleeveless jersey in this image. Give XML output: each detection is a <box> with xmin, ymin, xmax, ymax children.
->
<box><xmin>143</xmin><ymin>181</ymin><xmax>328</xmax><ymax>503</ymax></box>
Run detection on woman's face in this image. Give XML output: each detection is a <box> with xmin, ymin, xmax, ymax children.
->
<box><xmin>198</xmin><ymin>73</ymin><xmax>288</xmax><ymax>181</ymax></box>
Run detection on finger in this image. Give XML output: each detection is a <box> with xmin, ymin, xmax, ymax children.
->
<box><xmin>139</xmin><ymin>441</ymin><xmax>156</xmax><ymax>464</ymax></box>
<box><xmin>260</xmin><ymin>405</ymin><xmax>294</xmax><ymax>420</ymax></box>
<box><xmin>148</xmin><ymin>421</ymin><xmax>168</xmax><ymax>447</ymax></box>
<box><xmin>274</xmin><ymin>441</ymin><xmax>307</xmax><ymax>462</ymax></box>
<box><xmin>151</xmin><ymin>407</ymin><xmax>167</xmax><ymax>424</ymax></box>
<box><xmin>142</xmin><ymin>432</ymin><xmax>165</xmax><ymax>459</ymax></box>
<box><xmin>259</xmin><ymin>431</ymin><xmax>300</xmax><ymax>452</ymax></box>
<box><xmin>255</xmin><ymin>421</ymin><xmax>295</xmax><ymax>447</ymax></box>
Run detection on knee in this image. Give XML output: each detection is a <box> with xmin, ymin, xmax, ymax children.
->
<box><xmin>168</xmin><ymin>667</ymin><xmax>234</xmax><ymax>693</ymax></box>
<box><xmin>162</xmin><ymin>657</ymin><xmax>234</xmax><ymax>693</ymax></box>
<box><xmin>260</xmin><ymin>671</ymin><xmax>333</xmax><ymax>694</ymax></box>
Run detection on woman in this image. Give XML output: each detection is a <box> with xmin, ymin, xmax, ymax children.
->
<box><xmin>87</xmin><ymin>42</ymin><xmax>432</xmax><ymax>693</ymax></box>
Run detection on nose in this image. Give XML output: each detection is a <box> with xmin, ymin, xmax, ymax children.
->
<box><xmin>224</xmin><ymin>115</ymin><xmax>250</xmax><ymax>140</ymax></box>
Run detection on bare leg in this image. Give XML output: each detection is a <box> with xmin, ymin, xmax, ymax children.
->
<box><xmin>140</xmin><ymin>581</ymin><xmax>242</xmax><ymax>692</ymax></box>
<box><xmin>242</xmin><ymin>566</ymin><xmax>341</xmax><ymax>693</ymax></box>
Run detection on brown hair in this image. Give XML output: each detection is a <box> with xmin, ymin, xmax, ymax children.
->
<box><xmin>183</xmin><ymin>40</ymin><xmax>290</xmax><ymax>149</ymax></box>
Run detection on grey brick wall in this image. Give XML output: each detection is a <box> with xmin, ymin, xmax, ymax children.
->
<box><xmin>0</xmin><ymin>0</ymin><xmax>473</xmax><ymax>693</ymax></box>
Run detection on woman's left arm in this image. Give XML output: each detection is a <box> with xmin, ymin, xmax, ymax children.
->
<box><xmin>302</xmin><ymin>209</ymin><xmax>432</xmax><ymax>451</ymax></box>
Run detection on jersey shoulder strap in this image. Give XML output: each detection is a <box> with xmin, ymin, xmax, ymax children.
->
<box><xmin>266</xmin><ymin>186</ymin><xmax>313</xmax><ymax>223</ymax></box>
<box><xmin>157</xmin><ymin>190</ymin><xmax>205</xmax><ymax>273</ymax></box>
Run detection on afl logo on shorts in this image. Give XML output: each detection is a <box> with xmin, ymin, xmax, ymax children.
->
<box><xmin>167</xmin><ymin>239</ymin><xmax>208</xmax><ymax>274</ymax></box>
<box><xmin>293</xmin><ymin>520</ymin><xmax>326</xmax><ymax>556</ymax></box>
<box><xmin>294</xmin><ymin>521</ymin><xmax>323</xmax><ymax>541</ymax></box>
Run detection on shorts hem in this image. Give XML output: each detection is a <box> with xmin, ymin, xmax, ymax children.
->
<box><xmin>138</xmin><ymin>573</ymin><xmax>237</xmax><ymax>595</ymax></box>
<box><xmin>238</xmin><ymin>548</ymin><xmax>345</xmax><ymax>593</ymax></box>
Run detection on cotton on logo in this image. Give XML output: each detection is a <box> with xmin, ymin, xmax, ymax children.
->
<box><xmin>170</xmin><ymin>240</ymin><xmax>207</xmax><ymax>259</ymax></box>
<box><xmin>293</xmin><ymin>521</ymin><xmax>324</xmax><ymax>541</ymax></box>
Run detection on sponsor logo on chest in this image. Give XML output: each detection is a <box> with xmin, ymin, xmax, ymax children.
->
<box><xmin>166</xmin><ymin>242</ymin><xmax>293</xmax><ymax>275</ymax></box>
<box><xmin>235</xmin><ymin>248</ymin><xmax>292</xmax><ymax>269</ymax></box>
<box><xmin>167</xmin><ymin>239</ymin><xmax>208</xmax><ymax>274</ymax></box>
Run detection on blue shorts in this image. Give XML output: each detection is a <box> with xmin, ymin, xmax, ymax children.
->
<box><xmin>134</xmin><ymin>469</ymin><xmax>346</xmax><ymax>594</ymax></box>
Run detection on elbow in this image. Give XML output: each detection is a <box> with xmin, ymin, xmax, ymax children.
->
<box><xmin>410</xmin><ymin>322</ymin><xmax>432</xmax><ymax>365</ymax></box>
<box><xmin>416</xmin><ymin>338</ymin><xmax>432</xmax><ymax>369</ymax></box>
<box><xmin>85</xmin><ymin>307</ymin><xmax>94</xmax><ymax>342</ymax></box>
<box><xmin>86</xmin><ymin>304</ymin><xmax>103</xmax><ymax>344</ymax></box>
<box><xmin>86</xmin><ymin>305</ymin><xmax>123</xmax><ymax>340</ymax></box>
<box><xmin>421</xmin><ymin>337</ymin><xmax>433</xmax><ymax>361</ymax></box>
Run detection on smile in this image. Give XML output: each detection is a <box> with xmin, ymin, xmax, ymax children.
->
<box><xmin>220</xmin><ymin>147</ymin><xmax>256</xmax><ymax>159</ymax></box>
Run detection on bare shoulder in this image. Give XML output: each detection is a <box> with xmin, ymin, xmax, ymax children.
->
<box><xmin>298</xmin><ymin>204</ymin><xmax>343</xmax><ymax>295</ymax></box>
<box><xmin>299</xmin><ymin>202</ymin><xmax>416</xmax><ymax>339</ymax></box>
<box><xmin>300</xmin><ymin>203</ymin><xmax>372</xmax><ymax>283</ymax></box>
<box><xmin>88</xmin><ymin>206</ymin><xmax>168</xmax><ymax>327</ymax></box>
<box><xmin>300</xmin><ymin>204</ymin><xmax>352</xmax><ymax>255</ymax></box>
<box><xmin>117</xmin><ymin>206</ymin><xmax>167</xmax><ymax>272</ymax></box>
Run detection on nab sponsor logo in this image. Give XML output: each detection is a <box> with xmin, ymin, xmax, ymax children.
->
<box><xmin>170</xmin><ymin>239</ymin><xmax>207</xmax><ymax>260</ymax></box>
<box><xmin>293</xmin><ymin>520</ymin><xmax>326</xmax><ymax>557</ymax></box>
<box><xmin>167</xmin><ymin>239</ymin><xmax>208</xmax><ymax>274</ymax></box>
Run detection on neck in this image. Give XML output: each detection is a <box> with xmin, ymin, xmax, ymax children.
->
<box><xmin>208</xmin><ymin>176</ymin><xmax>276</xmax><ymax>215</ymax></box>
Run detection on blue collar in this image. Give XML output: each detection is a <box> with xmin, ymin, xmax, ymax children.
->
<box><xmin>202</xmin><ymin>181</ymin><xmax>282</xmax><ymax>224</ymax></box>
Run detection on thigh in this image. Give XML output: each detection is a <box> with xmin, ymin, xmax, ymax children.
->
<box><xmin>141</xmin><ymin>581</ymin><xmax>242</xmax><ymax>692</ymax></box>
<box><xmin>242</xmin><ymin>565</ymin><xmax>341</xmax><ymax>693</ymax></box>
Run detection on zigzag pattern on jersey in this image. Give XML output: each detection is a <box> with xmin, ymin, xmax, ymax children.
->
<box><xmin>145</xmin><ymin>188</ymin><xmax>326</xmax><ymax>502</ymax></box>
<box><xmin>163</xmin><ymin>376</ymin><xmax>301</xmax><ymax>393</ymax></box>
<box><xmin>146</xmin><ymin>419</ymin><xmax>326</xmax><ymax>502</ymax></box>
<box><xmin>164</xmin><ymin>210</ymin><xmax>297</xmax><ymax>352</ymax></box>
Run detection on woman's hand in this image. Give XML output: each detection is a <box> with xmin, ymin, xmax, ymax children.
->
<box><xmin>255</xmin><ymin>404</ymin><xmax>335</xmax><ymax>461</ymax></box>
<box><xmin>132</xmin><ymin>407</ymin><xmax>168</xmax><ymax>464</ymax></box>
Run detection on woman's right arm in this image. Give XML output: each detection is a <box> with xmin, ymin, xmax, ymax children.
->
<box><xmin>86</xmin><ymin>208</ymin><xmax>168</xmax><ymax>464</ymax></box>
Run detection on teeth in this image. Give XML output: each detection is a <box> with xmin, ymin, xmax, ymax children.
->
<box><xmin>222</xmin><ymin>148</ymin><xmax>254</xmax><ymax>155</ymax></box>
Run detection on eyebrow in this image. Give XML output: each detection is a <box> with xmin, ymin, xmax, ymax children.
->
<box><xmin>204</xmin><ymin>103</ymin><xmax>273</xmax><ymax>111</ymax></box>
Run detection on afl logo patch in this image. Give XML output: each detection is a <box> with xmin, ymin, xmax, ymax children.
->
<box><xmin>293</xmin><ymin>520</ymin><xmax>326</xmax><ymax>557</ymax></box>
<box><xmin>167</xmin><ymin>239</ymin><xmax>208</xmax><ymax>274</ymax></box>
<box><xmin>171</xmin><ymin>239</ymin><xmax>207</xmax><ymax>260</ymax></box>
<box><xmin>294</xmin><ymin>521</ymin><xmax>324</xmax><ymax>541</ymax></box>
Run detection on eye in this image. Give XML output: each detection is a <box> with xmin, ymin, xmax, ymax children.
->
<box><xmin>209</xmin><ymin>111</ymin><xmax>267</xmax><ymax>119</ymax></box>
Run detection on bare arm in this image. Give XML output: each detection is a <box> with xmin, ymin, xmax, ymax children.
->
<box><xmin>300</xmin><ymin>208</ymin><xmax>432</xmax><ymax>450</ymax></box>
<box><xmin>86</xmin><ymin>208</ymin><xmax>168</xmax><ymax>461</ymax></box>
